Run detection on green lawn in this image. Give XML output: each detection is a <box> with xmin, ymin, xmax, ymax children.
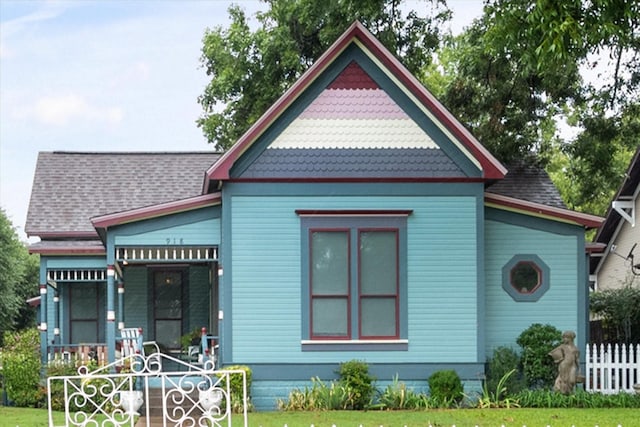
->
<box><xmin>0</xmin><ymin>407</ymin><xmax>637</xmax><ymax>427</ymax></box>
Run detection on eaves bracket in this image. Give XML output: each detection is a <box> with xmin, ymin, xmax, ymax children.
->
<box><xmin>612</xmin><ymin>200</ymin><xmax>635</xmax><ymax>227</ymax></box>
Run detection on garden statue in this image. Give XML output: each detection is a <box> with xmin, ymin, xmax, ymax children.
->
<box><xmin>549</xmin><ymin>330</ymin><xmax>580</xmax><ymax>394</ymax></box>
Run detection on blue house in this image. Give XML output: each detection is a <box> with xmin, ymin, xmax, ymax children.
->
<box><xmin>26</xmin><ymin>22</ymin><xmax>603</xmax><ymax>408</ymax></box>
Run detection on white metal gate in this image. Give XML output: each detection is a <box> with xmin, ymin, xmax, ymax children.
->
<box><xmin>47</xmin><ymin>352</ymin><xmax>248</xmax><ymax>426</ymax></box>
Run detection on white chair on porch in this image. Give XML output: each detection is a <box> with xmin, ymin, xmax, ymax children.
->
<box><xmin>119</xmin><ymin>327</ymin><xmax>160</xmax><ymax>358</ymax></box>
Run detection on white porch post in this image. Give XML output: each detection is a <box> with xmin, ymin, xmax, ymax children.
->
<box><xmin>53</xmin><ymin>292</ymin><xmax>60</xmax><ymax>345</ymax></box>
<box><xmin>106</xmin><ymin>265</ymin><xmax>116</xmax><ymax>364</ymax></box>
<box><xmin>39</xmin><ymin>283</ymin><xmax>48</xmax><ymax>365</ymax></box>
<box><xmin>117</xmin><ymin>281</ymin><xmax>125</xmax><ymax>331</ymax></box>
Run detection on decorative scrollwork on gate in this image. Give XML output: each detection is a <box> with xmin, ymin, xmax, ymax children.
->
<box><xmin>47</xmin><ymin>352</ymin><xmax>247</xmax><ymax>427</ymax></box>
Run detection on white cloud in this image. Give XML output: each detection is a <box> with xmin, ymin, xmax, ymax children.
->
<box><xmin>0</xmin><ymin>1</ymin><xmax>71</xmax><ymax>59</ymax></box>
<box><xmin>30</xmin><ymin>94</ymin><xmax>123</xmax><ymax>126</ymax></box>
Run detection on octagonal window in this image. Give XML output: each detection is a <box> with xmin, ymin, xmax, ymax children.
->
<box><xmin>510</xmin><ymin>261</ymin><xmax>541</xmax><ymax>294</ymax></box>
<box><xmin>502</xmin><ymin>255</ymin><xmax>549</xmax><ymax>302</ymax></box>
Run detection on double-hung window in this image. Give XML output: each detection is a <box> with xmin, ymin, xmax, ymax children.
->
<box><xmin>298</xmin><ymin>210</ymin><xmax>410</xmax><ymax>350</ymax></box>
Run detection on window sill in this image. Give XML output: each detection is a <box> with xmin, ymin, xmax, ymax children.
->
<box><xmin>301</xmin><ymin>339</ymin><xmax>408</xmax><ymax>351</ymax></box>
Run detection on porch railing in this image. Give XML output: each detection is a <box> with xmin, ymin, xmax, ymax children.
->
<box><xmin>585</xmin><ymin>343</ymin><xmax>640</xmax><ymax>394</ymax></box>
<box><xmin>47</xmin><ymin>343</ymin><xmax>108</xmax><ymax>367</ymax></box>
<box><xmin>44</xmin><ymin>327</ymin><xmax>218</xmax><ymax>368</ymax></box>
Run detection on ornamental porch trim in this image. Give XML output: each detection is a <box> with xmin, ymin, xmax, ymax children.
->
<box><xmin>116</xmin><ymin>246</ymin><xmax>218</xmax><ymax>263</ymax></box>
<box><xmin>47</xmin><ymin>268</ymin><xmax>107</xmax><ymax>282</ymax></box>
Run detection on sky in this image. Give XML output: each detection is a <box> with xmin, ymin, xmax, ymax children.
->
<box><xmin>0</xmin><ymin>0</ymin><xmax>484</xmax><ymax>242</ymax></box>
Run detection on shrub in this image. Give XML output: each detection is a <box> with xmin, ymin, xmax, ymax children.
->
<box><xmin>46</xmin><ymin>362</ymin><xmax>81</xmax><ymax>411</ymax></box>
<box><xmin>216</xmin><ymin>364</ymin><xmax>253</xmax><ymax>413</ymax></box>
<box><xmin>428</xmin><ymin>370</ymin><xmax>463</xmax><ymax>405</ymax></box>
<box><xmin>516</xmin><ymin>323</ymin><xmax>562</xmax><ymax>388</ymax></box>
<box><xmin>337</xmin><ymin>359</ymin><xmax>376</xmax><ymax>410</ymax></box>
<box><xmin>1</xmin><ymin>329</ymin><xmax>43</xmax><ymax>407</ymax></box>
<box><xmin>376</xmin><ymin>374</ymin><xmax>430</xmax><ymax>410</ymax></box>
<box><xmin>46</xmin><ymin>361</ymin><xmax>119</xmax><ymax>413</ymax></box>
<box><xmin>486</xmin><ymin>346</ymin><xmax>525</xmax><ymax>395</ymax></box>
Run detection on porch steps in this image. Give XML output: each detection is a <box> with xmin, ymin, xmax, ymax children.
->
<box><xmin>139</xmin><ymin>387</ymin><xmax>205</xmax><ymax>425</ymax></box>
<box><xmin>135</xmin><ymin>415</ymin><xmax>163</xmax><ymax>427</ymax></box>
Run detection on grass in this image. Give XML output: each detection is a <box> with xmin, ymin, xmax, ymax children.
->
<box><xmin>0</xmin><ymin>407</ymin><xmax>638</xmax><ymax>427</ymax></box>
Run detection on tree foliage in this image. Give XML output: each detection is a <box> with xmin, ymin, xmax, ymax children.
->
<box><xmin>433</xmin><ymin>17</ymin><xmax>581</xmax><ymax>164</ymax></box>
<box><xmin>0</xmin><ymin>209</ymin><xmax>39</xmax><ymax>343</ymax></box>
<box><xmin>556</xmin><ymin>103</ymin><xmax>639</xmax><ymax>214</ymax></box>
<box><xmin>197</xmin><ymin>0</ymin><xmax>451</xmax><ymax>150</ymax></box>
<box><xmin>590</xmin><ymin>275</ymin><xmax>640</xmax><ymax>343</ymax></box>
<box><xmin>430</xmin><ymin>0</ymin><xmax>639</xmax><ymax>215</ymax></box>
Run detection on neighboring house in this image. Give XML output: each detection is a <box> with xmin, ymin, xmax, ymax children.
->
<box><xmin>589</xmin><ymin>146</ymin><xmax>640</xmax><ymax>291</ymax></box>
<box><xmin>26</xmin><ymin>22</ymin><xmax>603</xmax><ymax>409</ymax></box>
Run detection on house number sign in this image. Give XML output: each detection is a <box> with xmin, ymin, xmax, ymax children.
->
<box><xmin>166</xmin><ymin>238</ymin><xmax>185</xmax><ymax>245</ymax></box>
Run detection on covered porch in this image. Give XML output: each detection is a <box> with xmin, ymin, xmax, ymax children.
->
<box><xmin>38</xmin><ymin>245</ymin><xmax>220</xmax><ymax>367</ymax></box>
<box><xmin>36</xmin><ymin>194</ymin><xmax>223</xmax><ymax>367</ymax></box>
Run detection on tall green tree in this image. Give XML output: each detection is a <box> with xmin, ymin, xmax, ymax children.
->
<box><xmin>0</xmin><ymin>209</ymin><xmax>39</xmax><ymax>344</ymax></box>
<box><xmin>554</xmin><ymin>103</ymin><xmax>639</xmax><ymax>214</ymax></box>
<box><xmin>430</xmin><ymin>0</ymin><xmax>639</xmax><ymax>215</ymax></box>
<box><xmin>431</xmin><ymin>17</ymin><xmax>581</xmax><ymax>164</ymax></box>
<box><xmin>197</xmin><ymin>0</ymin><xmax>451</xmax><ymax>150</ymax></box>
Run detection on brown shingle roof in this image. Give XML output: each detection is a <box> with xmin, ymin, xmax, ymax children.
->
<box><xmin>26</xmin><ymin>151</ymin><xmax>221</xmax><ymax>237</ymax></box>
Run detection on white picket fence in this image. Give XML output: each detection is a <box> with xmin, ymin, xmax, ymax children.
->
<box><xmin>585</xmin><ymin>343</ymin><xmax>640</xmax><ymax>394</ymax></box>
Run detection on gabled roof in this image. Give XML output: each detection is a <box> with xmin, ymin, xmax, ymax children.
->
<box><xmin>204</xmin><ymin>21</ymin><xmax>506</xmax><ymax>189</ymax></box>
<box><xmin>590</xmin><ymin>146</ymin><xmax>640</xmax><ymax>273</ymax></box>
<box><xmin>26</xmin><ymin>151</ymin><xmax>221</xmax><ymax>238</ymax></box>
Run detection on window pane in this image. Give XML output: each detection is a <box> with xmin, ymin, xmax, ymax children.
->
<box><xmin>511</xmin><ymin>262</ymin><xmax>540</xmax><ymax>293</ymax></box>
<box><xmin>71</xmin><ymin>320</ymin><xmax>98</xmax><ymax>344</ymax></box>
<box><xmin>155</xmin><ymin>320</ymin><xmax>182</xmax><ymax>349</ymax></box>
<box><xmin>71</xmin><ymin>285</ymin><xmax>97</xmax><ymax>319</ymax></box>
<box><xmin>361</xmin><ymin>297</ymin><xmax>396</xmax><ymax>337</ymax></box>
<box><xmin>312</xmin><ymin>231</ymin><xmax>349</xmax><ymax>295</ymax></box>
<box><xmin>155</xmin><ymin>272</ymin><xmax>182</xmax><ymax>318</ymax></box>
<box><xmin>360</xmin><ymin>231</ymin><xmax>397</xmax><ymax>295</ymax></box>
<box><xmin>312</xmin><ymin>298</ymin><xmax>348</xmax><ymax>337</ymax></box>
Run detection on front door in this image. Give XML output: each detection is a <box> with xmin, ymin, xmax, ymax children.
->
<box><xmin>153</xmin><ymin>270</ymin><xmax>183</xmax><ymax>350</ymax></box>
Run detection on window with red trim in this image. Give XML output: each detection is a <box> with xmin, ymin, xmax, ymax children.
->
<box><xmin>309</xmin><ymin>227</ymin><xmax>399</xmax><ymax>340</ymax></box>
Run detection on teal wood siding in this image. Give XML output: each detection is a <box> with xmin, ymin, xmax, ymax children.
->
<box><xmin>188</xmin><ymin>265</ymin><xmax>210</xmax><ymax>334</ymax></box>
<box><xmin>229</xmin><ymin>194</ymin><xmax>480</xmax><ymax>364</ymax></box>
<box><xmin>484</xmin><ymin>213</ymin><xmax>580</xmax><ymax>356</ymax></box>
<box><xmin>123</xmin><ymin>266</ymin><xmax>149</xmax><ymax>333</ymax></box>
<box><xmin>112</xmin><ymin>206</ymin><xmax>221</xmax><ymax>246</ymax></box>
<box><xmin>45</xmin><ymin>257</ymin><xmax>106</xmax><ymax>269</ymax></box>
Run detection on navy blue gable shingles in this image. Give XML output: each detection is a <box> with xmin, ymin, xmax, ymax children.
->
<box><xmin>241</xmin><ymin>148</ymin><xmax>463</xmax><ymax>179</ymax></box>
